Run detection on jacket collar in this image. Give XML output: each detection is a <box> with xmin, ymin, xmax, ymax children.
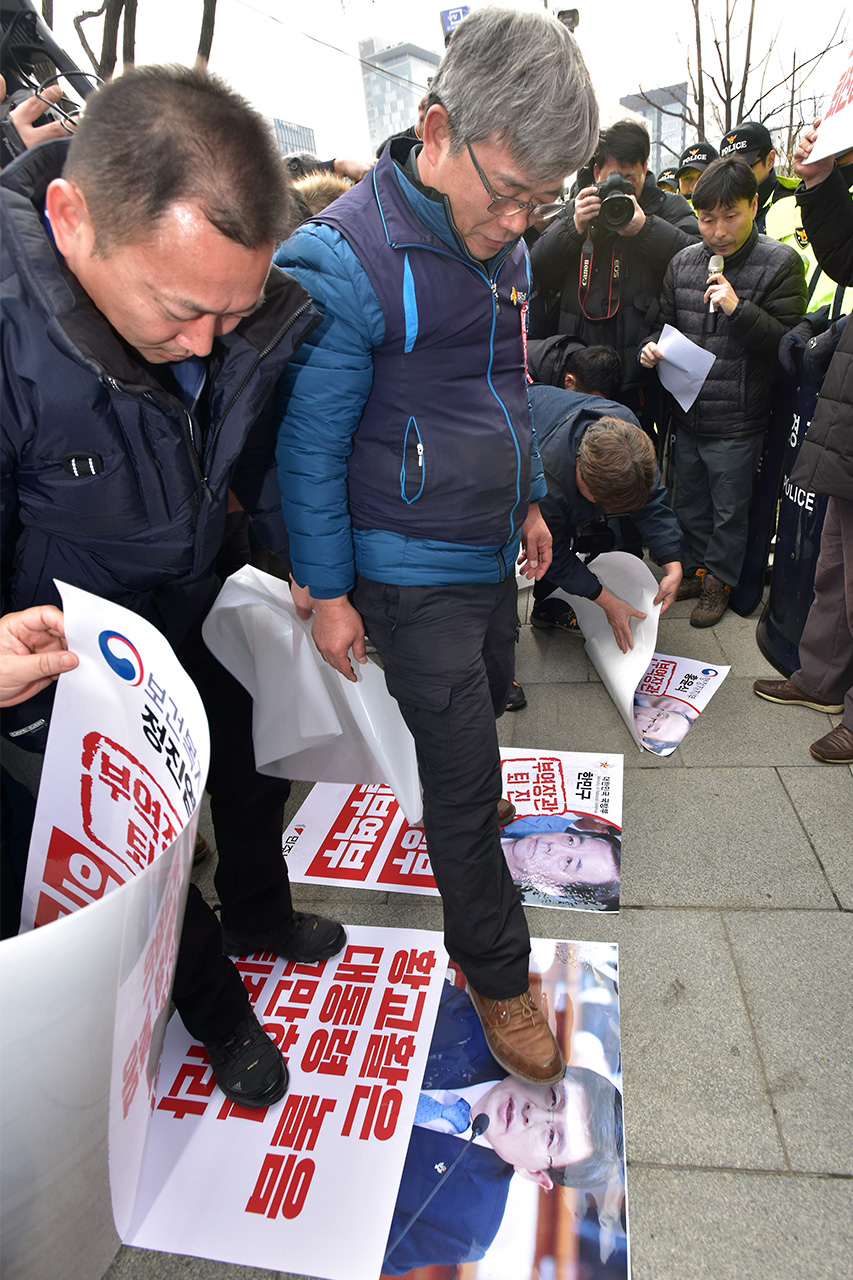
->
<box><xmin>374</xmin><ymin>134</ymin><xmax>520</xmax><ymax>270</ymax></box>
<box><xmin>702</xmin><ymin>221</ymin><xmax>759</xmax><ymax>268</ymax></box>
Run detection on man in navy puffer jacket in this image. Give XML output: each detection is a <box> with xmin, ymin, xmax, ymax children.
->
<box><xmin>1</xmin><ymin>66</ymin><xmax>346</xmax><ymax>1106</ymax></box>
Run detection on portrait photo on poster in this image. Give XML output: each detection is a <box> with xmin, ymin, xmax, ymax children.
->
<box><xmin>381</xmin><ymin>939</ymin><xmax>628</xmax><ymax>1280</ymax></box>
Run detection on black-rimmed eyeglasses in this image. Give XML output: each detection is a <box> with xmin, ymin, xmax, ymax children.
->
<box><xmin>466</xmin><ymin>141</ymin><xmax>565</xmax><ymax>221</ymax></box>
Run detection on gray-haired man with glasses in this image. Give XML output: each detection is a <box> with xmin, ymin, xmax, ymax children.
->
<box><xmin>275</xmin><ymin>8</ymin><xmax>598</xmax><ymax>1086</ymax></box>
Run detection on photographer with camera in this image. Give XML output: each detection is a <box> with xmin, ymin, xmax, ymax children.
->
<box><xmin>530</xmin><ymin>120</ymin><xmax>698</xmax><ymax>435</ymax></box>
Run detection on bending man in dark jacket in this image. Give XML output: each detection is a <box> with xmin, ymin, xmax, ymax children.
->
<box><xmin>641</xmin><ymin>157</ymin><xmax>806</xmax><ymax>628</ymax></box>
<box><xmin>0</xmin><ymin>66</ymin><xmax>345</xmax><ymax>1106</ymax></box>
<box><xmin>529</xmin><ymin>383</ymin><xmax>683</xmax><ymax>652</ymax></box>
<box><xmin>754</xmin><ymin>121</ymin><xmax>853</xmax><ymax>764</ymax></box>
<box><xmin>530</xmin><ymin>119</ymin><xmax>698</xmax><ymax>433</ymax></box>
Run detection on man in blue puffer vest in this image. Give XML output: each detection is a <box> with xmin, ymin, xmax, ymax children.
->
<box><xmin>275</xmin><ymin>9</ymin><xmax>599</xmax><ymax>1085</ymax></box>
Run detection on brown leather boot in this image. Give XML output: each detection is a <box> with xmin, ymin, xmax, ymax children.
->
<box><xmin>497</xmin><ymin>798</ymin><xmax>517</xmax><ymax>826</ymax></box>
<box><xmin>467</xmin><ymin>984</ymin><xmax>564</xmax><ymax>1085</ymax></box>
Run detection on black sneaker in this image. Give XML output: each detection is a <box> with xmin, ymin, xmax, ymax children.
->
<box><xmin>204</xmin><ymin>1009</ymin><xmax>289</xmax><ymax>1108</ymax></box>
<box><xmin>222</xmin><ymin>911</ymin><xmax>347</xmax><ymax>963</ymax></box>
<box><xmin>531</xmin><ymin>598</ymin><xmax>581</xmax><ymax>632</ymax></box>
<box><xmin>505</xmin><ymin>680</ymin><xmax>527</xmax><ymax>711</ymax></box>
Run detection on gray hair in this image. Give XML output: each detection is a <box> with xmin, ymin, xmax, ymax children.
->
<box><xmin>425</xmin><ymin>7</ymin><xmax>599</xmax><ymax>182</ymax></box>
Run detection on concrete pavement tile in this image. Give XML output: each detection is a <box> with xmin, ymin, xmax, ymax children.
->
<box><xmin>103</xmin><ymin>1247</ymin><xmax>286</xmax><ymax>1278</ymax></box>
<box><xmin>514</xmin><ymin>619</ymin><xmax>592</xmax><ymax>683</ymax></box>
<box><xmin>649</xmin><ymin>618</ymin><xmax>729</xmax><ymax>665</ymax></box>
<box><xmin>714</xmin><ymin>615</ymin><xmax>781</xmax><ymax>677</ymax></box>
<box><xmin>618</xmin><ymin>909</ymin><xmax>786</xmax><ymax>1170</ymax></box>
<box><xmin>627</xmin><ymin>1168</ymin><xmax>853</xmax><ymax>1280</ymax></box>
<box><xmin>498</xmin><ymin>681</ymin><xmax>683</xmax><ymax>766</ymax></box>
<box><xmin>620</xmin><ymin>767</ymin><xmax>836</xmax><ymax>908</ymax></box>
<box><xmin>322</xmin><ymin>893</ymin><xmax>446</xmax><ymax>934</ymax></box>
<box><xmin>778</xmin><ymin>767</ymin><xmax>853</xmax><ymax>909</ymax></box>
<box><xmin>677</xmin><ymin>676</ymin><xmax>832</xmax><ymax>767</ymax></box>
<box><xmin>723</xmin><ymin>911</ymin><xmax>853</xmax><ymax>1175</ymax></box>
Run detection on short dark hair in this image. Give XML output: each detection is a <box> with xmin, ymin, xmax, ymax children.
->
<box><xmin>593</xmin><ymin>119</ymin><xmax>650</xmax><ymax>171</ymax></box>
<box><xmin>692</xmin><ymin>156</ymin><xmax>757</xmax><ymax>211</ymax></box>
<box><xmin>577</xmin><ymin>416</ymin><xmax>656</xmax><ymax>511</ymax></box>
<box><xmin>64</xmin><ymin>64</ymin><xmax>295</xmax><ymax>253</ymax></box>
<box><xmin>564</xmin><ymin>345</ymin><xmax>623</xmax><ymax>399</ymax></box>
<box><xmin>550</xmin><ymin>1066</ymin><xmax>624</xmax><ymax>1188</ymax></box>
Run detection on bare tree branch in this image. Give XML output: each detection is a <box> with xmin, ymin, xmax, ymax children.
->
<box><xmin>122</xmin><ymin>0</ymin><xmax>137</xmax><ymax>67</ymax></box>
<box><xmin>74</xmin><ymin>0</ymin><xmax>127</xmax><ymax>79</ymax></box>
<box><xmin>196</xmin><ymin>0</ymin><xmax>218</xmax><ymax>70</ymax></box>
<box><xmin>735</xmin><ymin>0</ymin><xmax>757</xmax><ymax>125</ymax></box>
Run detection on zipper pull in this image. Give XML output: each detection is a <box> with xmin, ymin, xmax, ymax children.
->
<box><xmin>490</xmin><ymin>281</ymin><xmax>501</xmax><ymax>314</ymax></box>
<box><xmin>417</xmin><ymin>442</ymin><xmax>424</xmax><ymax>468</ymax></box>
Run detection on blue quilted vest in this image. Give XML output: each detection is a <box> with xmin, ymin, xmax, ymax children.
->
<box><xmin>315</xmin><ymin>141</ymin><xmax>534</xmax><ymax>549</ymax></box>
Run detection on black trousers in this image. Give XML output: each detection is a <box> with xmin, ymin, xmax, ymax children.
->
<box><xmin>170</xmin><ymin>628</ymin><xmax>294</xmax><ymax>1041</ymax></box>
<box><xmin>352</xmin><ymin>576</ymin><xmax>530</xmax><ymax>998</ymax></box>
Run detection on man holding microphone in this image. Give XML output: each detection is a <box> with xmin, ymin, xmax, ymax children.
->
<box><xmin>641</xmin><ymin>156</ymin><xmax>806</xmax><ymax>627</ymax></box>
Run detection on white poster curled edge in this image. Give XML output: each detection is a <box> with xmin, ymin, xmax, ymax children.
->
<box><xmin>1</xmin><ymin>583</ymin><xmax>209</xmax><ymax>1280</ymax></box>
<box><xmin>202</xmin><ymin>566</ymin><xmax>422</xmax><ymax>825</ymax></box>
<box><xmin>560</xmin><ymin>550</ymin><xmax>663</xmax><ymax>752</ymax></box>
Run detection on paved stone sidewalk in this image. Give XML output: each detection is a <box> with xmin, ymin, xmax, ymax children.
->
<box><xmin>105</xmin><ymin>587</ymin><xmax>853</xmax><ymax>1280</ymax></box>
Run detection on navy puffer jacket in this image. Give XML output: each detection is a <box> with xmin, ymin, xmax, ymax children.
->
<box><xmin>651</xmin><ymin>226</ymin><xmax>806</xmax><ymax>438</ymax></box>
<box><xmin>1</xmin><ymin>140</ymin><xmax>319</xmax><ymax>644</ymax></box>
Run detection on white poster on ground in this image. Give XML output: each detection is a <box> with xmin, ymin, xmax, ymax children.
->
<box><xmin>1</xmin><ymin>584</ymin><xmax>210</xmax><ymax>1280</ymax></box>
<box><xmin>283</xmin><ymin>748</ymin><xmax>624</xmax><ymax>912</ymax></box>
<box><xmin>125</xmin><ymin>926</ymin><xmax>447</xmax><ymax>1280</ymax></box>
<box><xmin>633</xmin><ymin>653</ymin><xmax>730</xmax><ymax>756</ymax></box>
<box><xmin>562</xmin><ymin>551</ymin><xmax>729</xmax><ymax>753</ymax></box>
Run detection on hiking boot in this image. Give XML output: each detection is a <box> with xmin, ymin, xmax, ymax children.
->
<box><xmin>676</xmin><ymin>568</ymin><xmax>706</xmax><ymax>600</ymax></box>
<box><xmin>204</xmin><ymin>1009</ymin><xmax>289</xmax><ymax>1108</ymax></box>
<box><xmin>222</xmin><ymin>911</ymin><xmax>346</xmax><ymax>963</ymax></box>
<box><xmin>809</xmin><ymin>724</ymin><xmax>853</xmax><ymax>763</ymax></box>
<box><xmin>753</xmin><ymin>678</ymin><xmax>844</xmax><ymax>714</ymax></box>
<box><xmin>531</xmin><ymin>598</ymin><xmax>581</xmax><ymax>633</ymax></box>
<box><xmin>466</xmin><ymin>984</ymin><xmax>564</xmax><ymax>1085</ymax></box>
<box><xmin>690</xmin><ymin>573</ymin><xmax>730</xmax><ymax>628</ymax></box>
<box><xmin>505</xmin><ymin>680</ymin><xmax>527</xmax><ymax>712</ymax></box>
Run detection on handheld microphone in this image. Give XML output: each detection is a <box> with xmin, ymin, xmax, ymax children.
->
<box><xmin>385</xmin><ymin>1114</ymin><xmax>490</xmax><ymax>1260</ymax></box>
<box><xmin>705</xmin><ymin>253</ymin><xmax>725</xmax><ymax>335</ymax></box>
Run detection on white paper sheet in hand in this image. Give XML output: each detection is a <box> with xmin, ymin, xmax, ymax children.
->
<box><xmin>202</xmin><ymin>567</ymin><xmax>422</xmax><ymax>824</ymax></box>
<box><xmin>560</xmin><ymin>551</ymin><xmax>662</xmax><ymax>751</ymax></box>
<box><xmin>656</xmin><ymin>323</ymin><xmax>716</xmax><ymax>411</ymax></box>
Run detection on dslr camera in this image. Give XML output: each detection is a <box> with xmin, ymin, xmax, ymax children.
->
<box><xmin>593</xmin><ymin>172</ymin><xmax>636</xmax><ymax>230</ymax></box>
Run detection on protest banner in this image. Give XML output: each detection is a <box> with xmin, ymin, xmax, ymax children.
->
<box><xmin>283</xmin><ymin>748</ymin><xmax>624</xmax><ymax>911</ymax></box>
<box><xmin>126</xmin><ymin>926</ymin><xmax>447</xmax><ymax>1278</ymax></box>
<box><xmin>0</xmin><ymin>584</ymin><xmax>209</xmax><ymax>1280</ymax></box>
<box><xmin>126</xmin><ymin>935</ymin><xmax>627</xmax><ymax>1280</ymax></box>
<box><xmin>808</xmin><ymin>46</ymin><xmax>853</xmax><ymax>164</ymax></box>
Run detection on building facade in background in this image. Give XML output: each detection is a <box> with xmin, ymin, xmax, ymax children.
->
<box><xmin>620</xmin><ymin>84</ymin><xmax>688</xmax><ymax>178</ymax></box>
<box><xmin>270</xmin><ymin>117</ymin><xmax>317</xmax><ymax>157</ymax></box>
<box><xmin>359</xmin><ymin>38</ymin><xmax>441</xmax><ymax>154</ymax></box>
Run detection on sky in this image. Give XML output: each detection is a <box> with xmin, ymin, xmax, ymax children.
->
<box><xmin>47</xmin><ymin>0</ymin><xmax>850</xmax><ymax>162</ymax></box>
